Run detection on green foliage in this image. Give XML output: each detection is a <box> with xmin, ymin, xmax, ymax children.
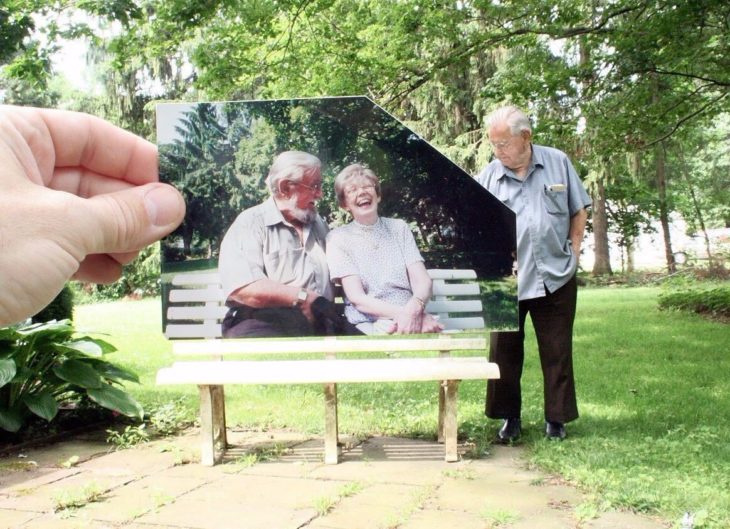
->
<box><xmin>52</xmin><ymin>481</ymin><xmax>105</xmax><ymax>512</ymax></box>
<box><xmin>148</xmin><ymin>398</ymin><xmax>192</xmax><ymax>437</ymax></box>
<box><xmin>106</xmin><ymin>398</ymin><xmax>192</xmax><ymax>449</ymax></box>
<box><xmin>32</xmin><ymin>285</ymin><xmax>74</xmax><ymax>323</ymax></box>
<box><xmin>74</xmin><ymin>244</ymin><xmax>161</xmax><ymax>302</ymax></box>
<box><xmin>106</xmin><ymin>423</ymin><xmax>149</xmax><ymax>449</ymax></box>
<box><xmin>658</xmin><ymin>286</ymin><xmax>730</xmax><ymax>319</ymax></box>
<box><xmin>0</xmin><ymin>320</ymin><xmax>143</xmax><ymax>433</ymax></box>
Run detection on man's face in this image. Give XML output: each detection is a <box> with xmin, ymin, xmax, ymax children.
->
<box><xmin>280</xmin><ymin>169</ymin><xmax>323</xmax><ymax>225</ymax></box>
<box><xmin>488</xmin><ymin>123</ymin><xmax>532</xmax><ymax>170</ymax></box>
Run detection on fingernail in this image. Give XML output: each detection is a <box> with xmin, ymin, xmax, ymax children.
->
<box><xmin>144</xmin><ymin>184</ymin><xmax>183</xmax><ymax>227</ymax></box>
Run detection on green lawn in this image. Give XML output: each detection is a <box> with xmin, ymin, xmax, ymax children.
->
<box><xmin>75</xmin><ymin>286</ymin><xmax>730</xmax><ymax>528</ymax></box>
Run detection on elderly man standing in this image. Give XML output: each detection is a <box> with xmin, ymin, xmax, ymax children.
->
<box><xmin>476</xmin><ymin>106</ymin><xmax>592</xmax><ymax>442</ymax></box>
<box><xmin>219</xmin><ymin>150</ymin><xmax>347</xmax><ymax>337</ymax></box>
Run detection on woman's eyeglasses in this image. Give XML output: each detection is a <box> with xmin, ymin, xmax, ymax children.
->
<box><xmin>344</xmin><ymin>184</ymin><xmax>376</xmax><ymax>197</ymax></box>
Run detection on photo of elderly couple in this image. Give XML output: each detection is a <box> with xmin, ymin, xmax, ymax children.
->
<box><xmin>157</xmin><ymin>97</ymin><xmax>517</xmax><ymax>340</ymax></box>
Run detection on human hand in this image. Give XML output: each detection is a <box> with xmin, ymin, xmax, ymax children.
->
<box><xmin>420</xmin><ymin>314</ymin><xmax>445</xmax><ymax>334</ymax></box>
<box><xmin>299</xmin><ymin>290</ymin><xmax>319</xmax><ymax>324</ymax></box>
<box><xmin>0</xmin><ymin>105</ymin><xmax>185</xmax><ymax>325</ymax></box>
<box><xmin>393</xmin><ymin>297</ymin><xmax>425</xmax><ymax>334</ymax></box>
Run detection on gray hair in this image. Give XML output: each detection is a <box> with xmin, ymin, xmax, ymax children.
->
<box><xmin>486</xmin><ymin>106</ymin><xmax>532</xmax><ymax>136</ymax></box>
<box><xmin>334</xmin><ymin>164</ymin><xmax>381</xmax><ymax>207</ymax></box>
<box><xmin>266</xmin><ymin>151</ymin><xmax>321</xmax><ymax>194</ymax></box>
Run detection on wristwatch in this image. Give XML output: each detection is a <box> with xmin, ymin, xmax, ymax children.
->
<box><xmin>292</xmin><ymin>288</ymin><xmax>308</xmax><ymax>307</ymax></box>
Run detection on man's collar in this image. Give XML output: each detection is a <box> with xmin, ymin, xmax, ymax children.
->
<box><xmin>263</xmin><ymin>196</ymin><xmax>288</xmax><ymax>227</ymax></box>
<box><xmin>530</xmin><ymin>144</ymin><xmax>545</xmax><ymax>168</ymax></box>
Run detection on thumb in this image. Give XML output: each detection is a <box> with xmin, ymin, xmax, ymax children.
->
<box><xmin>80</xmin><ymin>183</ymin><xmax>185</xmax><ymax>254</ymax></box>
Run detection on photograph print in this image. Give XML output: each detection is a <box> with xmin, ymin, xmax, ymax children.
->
<box><xmin>157</xmin><ymin>96</ymin><xmax>517</xmax><ymax>340</ymax></box>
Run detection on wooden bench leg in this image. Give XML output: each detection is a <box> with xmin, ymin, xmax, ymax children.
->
<box><xmin>211</xmin><ymin>385</ymin><xmax>227</xmax><ymax>451</ymax></box>
<box><xmin>437</xmin><ymin>381</ymin><xmax>446</xmax><ymax>443</ymax></box>
<box><xmin>324</xmin><ymin>383</ymin><xmax>339</xmax><ymax>464</ymax></box>
<box><xmin>199</xmin><ymin>385</ymin><xmax>218</xmax><ymax>466</ymax></box>
<box><xmin>443</xmin><ymin>380</ymin><xmax>460</xmax><ymax>463</ymax></box>
<box><xmin>198</xmin><ymin>384</ymin><xmax>227</xmax><ymax>466</ymax></box>
<box><xmin>437</xmin><ymin>350</ymin><xmax>450</xmax><ymax>444</ymax></box>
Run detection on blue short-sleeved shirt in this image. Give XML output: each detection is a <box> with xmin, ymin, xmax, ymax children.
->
<box><xmin>476</xmin><ymin>144</ymin><xmax>592</xmax><ymax>301</ymax></box>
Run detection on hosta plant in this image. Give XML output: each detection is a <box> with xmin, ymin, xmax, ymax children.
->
<box><xmin>0</xmin><ymin>320</ymin><xmax>143</xmax><ymax>433</ymax></box>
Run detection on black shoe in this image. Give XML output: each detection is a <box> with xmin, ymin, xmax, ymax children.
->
<box><xmin>496</xmin><ymin>418</ymin><xmax>521</xmax><ymax>444</ymax></box>
<box><xmin>545</xmin><ymin>421</ymin><xmax>566</xmax><ymax>440</ymax></box>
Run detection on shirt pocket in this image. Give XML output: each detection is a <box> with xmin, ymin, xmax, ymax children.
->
<box><xmin>543</xmin><ymin>186</ymin><xmax>569</xmax><ymax>216</ymax></box>
<box><xmin>263</xmin><ymin>248</ymin><xmax>306</xmax><ymax>285</ymax></box>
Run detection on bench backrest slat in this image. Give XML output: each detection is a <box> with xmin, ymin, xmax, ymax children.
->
<box><xmin>166</xmin><ymin>324</ymin><xmax>224</xmax><ymax>339</ymax></box>
<box><xmin>169</xmin><ymin>289</ymin><xmax>226</xmax><ymax>303</ymax></box>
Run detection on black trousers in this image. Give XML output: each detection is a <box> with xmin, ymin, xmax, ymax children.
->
<box><xmin>486</xmin><ymin>275</ymin><xmax>579</xmax><ymax>424</ymax></box>
<box><xmin>221</xmin><ymin>297</ymin><xmax>363</xmax><ymax>338</ymax></box>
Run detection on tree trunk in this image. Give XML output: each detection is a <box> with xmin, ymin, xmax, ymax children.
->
<box><xmin>626</xmin><ymin>237</ymin><xmax>635</xmax><ymax>273</ymax></box>
<box><xmin>678</xmin><ymin>144</ymin><xmax>714</xmax><ymax>265</ymax></box>
<box><xmin>650</xmin><ymin>73</ymin><xmax>676</xmax><ymax>274</ymax></box>
<box><xmin>591</xmin><ymin>178</ymin><xmax>613</xmax><ymax>275</ymax></box>
<box><xmin>578</xmin><ymin>32</ymin><xmax>612</xmax><ymax>276</ymax></box>
<box><xmin>655</xmin><ymin>142</ymin><xmax>676</xmax><ymax>273</ymax></box>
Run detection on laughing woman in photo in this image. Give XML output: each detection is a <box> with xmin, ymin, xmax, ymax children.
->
<box><xmin>326</xmin><ymin>164</ymin><xmax>444</xmax><ymax>335</ymax></box>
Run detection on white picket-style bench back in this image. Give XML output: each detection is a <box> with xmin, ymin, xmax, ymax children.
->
<box><xmin>164</xmin><ymin>269</ymin><xmax>485</xmax><ymax>339</ymax></box>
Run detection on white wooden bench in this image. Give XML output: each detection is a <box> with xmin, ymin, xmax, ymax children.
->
<box><xmin>157</xmin><ymin>269</ymin><xmax>498</xmax><ymax>465</ymax></box>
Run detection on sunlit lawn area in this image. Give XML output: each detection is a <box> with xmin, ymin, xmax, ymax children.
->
<box><xmin>75</xmin><ymin>286</ymin><xmax>730</xmax><ymax>528</ymax></box>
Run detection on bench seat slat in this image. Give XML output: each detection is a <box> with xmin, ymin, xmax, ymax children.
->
<box><xmin>157</xmin><ymin>357</ymin><xmax>498</xmax><ymax>385</ymax></box>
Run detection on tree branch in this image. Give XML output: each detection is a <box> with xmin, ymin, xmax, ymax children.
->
<box><xmin>640</xmin><ymin>67</ymin><xmax>730</xmax><ymax>88</ymax></box>
<box><xmin>643</xmin><ymin>92</ymin><xmax>729</xmax><ymax>148</ymax></box>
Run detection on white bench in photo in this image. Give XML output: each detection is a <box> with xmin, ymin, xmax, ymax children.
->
<box><xmin>163</xmin><ymin>269</ymin><xmax>487</xmax><ymax>339</ymax></box>
<box><xmin>156</xmin><ymin>269</ymin><xmax>498</xmax><ymax>466</ymax></box>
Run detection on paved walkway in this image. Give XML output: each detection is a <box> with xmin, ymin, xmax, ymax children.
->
<box><xmin>0</xmin><ymin>429</ymin><xmax>669</xmax><ymax>529</ymax></box>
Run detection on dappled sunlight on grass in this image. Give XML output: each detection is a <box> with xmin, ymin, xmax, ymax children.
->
<box><xmin>530</xmin><ymin>285</ymin><xmax>730</xmax><ymax>528</ymax></box>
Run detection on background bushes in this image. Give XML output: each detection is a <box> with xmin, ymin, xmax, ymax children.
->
<box><xmin>658</xmin><ymin>285</ymin><xmax>730</xmax><ymax>320</ymax></box>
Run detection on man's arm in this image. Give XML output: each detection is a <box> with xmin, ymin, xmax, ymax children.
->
<box><xmin>569</xmin><ymin>208</ymin><xmax>588</xmax><ymax>262</ymax></box>
<box><xmin>227</xmin><ymin>279</ymin><xmax>319</xmax><ymax>323</ymax></box>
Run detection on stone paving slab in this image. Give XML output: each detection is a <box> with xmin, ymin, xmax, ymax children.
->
<box><xmin>77</xmin><ymin>474</ymin><xmax>207</xmax><ymax>523</ymax></box>
<box><xmin>0</xmin><ymin>429</ymin><xmax>671</xmax><ymax>529</ymax></box>
<box><xmin>0</xmin><ymin>472</ymin><xmax>134</xmax><ymax>512</ymax></box>
<box><xmin>5</xmin><ymin>436</ymin><xmax>110</xmax><ymax>469</ymax></box>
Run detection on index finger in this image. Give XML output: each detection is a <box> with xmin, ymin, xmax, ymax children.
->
<box><xmin>9</xmin><ymin>106</ymin><xmax>158</xmax><ymax>186</ymax></box>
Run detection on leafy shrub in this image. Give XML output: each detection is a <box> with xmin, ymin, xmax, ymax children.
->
<box><xmin>148</xmin><ymin>398</ymin><xmax>193</xmax><ymax>436</ymax></box>
<box><xmin>73</xmin><ymin>244</ymin><xmax>160</xmax><ymax>302</ymax></box>
<box><xmin>657</xmin><ymin>286</ymin><xmax>730</xmax><ymax>319</ymax></box>
<box><xmin>107</xmin><ymin>424</ymin><xmax>149</xmax><ymax>449</ymax></box>
<box><xmin>0</xmin><ymin>320</ymin><xmax>144</xmax><ymax>433</ymax></box>
<box><xmin>32</xmin><ymin>285</ymin><xmax>74</xmax><ymax>323</ymax></box>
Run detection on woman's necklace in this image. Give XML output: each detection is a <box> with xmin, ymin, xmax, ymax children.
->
<box><xmin>353</xmin><ymin>217</ymin><xmax>381</xmax><ymax>250</ymax></box>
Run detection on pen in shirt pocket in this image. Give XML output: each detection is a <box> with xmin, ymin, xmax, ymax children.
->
<box><xmin>545</xmin><ymin>183</ymin><xmax>566</xmax><ymax>192</ymax></box>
